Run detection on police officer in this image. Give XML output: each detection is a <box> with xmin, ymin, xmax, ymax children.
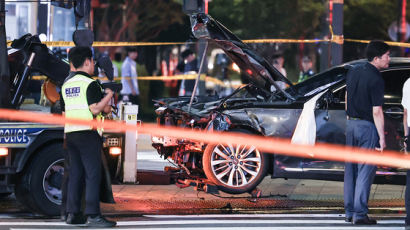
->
<box><xmin>61</xmin><ymin>46</ymin><xmax>116</xmax><ymax>227</ymax></box>
<box><xmin>298</xmin><ymin>56</ymin><xmax>315</xmax><ymax>83</ymax></box>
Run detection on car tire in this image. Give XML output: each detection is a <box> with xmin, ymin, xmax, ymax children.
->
<box><xmin>202</xmin><ymin>129</ymin><xmax>268</xmax><ymax>194</ymax></box>
<box><xmin>15</xmin><ymin>144</ymin><xmax>64</xmax><ymax>216</ymax></box>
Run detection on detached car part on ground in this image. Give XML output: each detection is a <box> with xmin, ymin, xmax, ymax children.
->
<box><xmin>1</xmin><ymin>34</ymin><xmax>124</xmax><ymax>216</ymax></box>
<box><xmin>152</xmin><ymin>13</ymin><xmax>410</xmax><ymax>194</ymax></box>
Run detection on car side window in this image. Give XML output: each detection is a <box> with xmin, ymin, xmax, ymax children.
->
<box><xmin>331</xmin><ymin>69</ymin><xmax>410</xmax><ymax>105</ymax></box>
<box><xmin>381</xmin><ymin>69</ymin><xmax>410</xmax><ymax>102</ymax></box>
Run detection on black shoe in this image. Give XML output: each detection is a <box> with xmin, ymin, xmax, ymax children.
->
<box><xmin>353</xmin><ymin>216</ymin><xmax>377</xmax><ymax>225</ymax></box>
<box><xmin>65</xmin><ymin>213</ymin><xmax>86</xmax><ymax>225</ymax></box>
<box><xmin>345</xmin><ymin>217</ymin><xmax>352</xmax><ymax>222</ymax></box>
<box><xmin>86</xmin><ymin>215</ymin><xmax>116</xmax><ymax>228</ymax></box>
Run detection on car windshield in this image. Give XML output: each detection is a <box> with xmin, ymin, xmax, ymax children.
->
<box><xmin>287</xmin><ymin>66</ymin><xmax>349</xmax><ymax>99</ymax></box>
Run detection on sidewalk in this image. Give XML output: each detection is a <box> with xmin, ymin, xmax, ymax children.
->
<box><xmin>103</xmin><ymin>134</ymin><xmax>406</xmax><ymax>215</ymax></box>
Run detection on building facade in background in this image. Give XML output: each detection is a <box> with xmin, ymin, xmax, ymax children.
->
<box><xmin>5</xmin><ymin>1</ymin><xmax>75</xmax><ymax>42</ymax></box>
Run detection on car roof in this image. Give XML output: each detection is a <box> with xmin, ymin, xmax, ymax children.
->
<box><xmin>289</xmin><ymin>57</ymin><xmax>410</xmax><ymax>99</ymax></box>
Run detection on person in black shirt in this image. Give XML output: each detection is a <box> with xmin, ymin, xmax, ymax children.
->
<box><xmin>344</xmin><ymin>40</ymin><xmax>390</xmax><ymax>225</ymax></box>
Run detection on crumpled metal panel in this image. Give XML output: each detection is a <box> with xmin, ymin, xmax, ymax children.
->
<box><xmin>223</xmin><ymin>108</ymin><xmax>301</xmax><ymax>138</ymax></box>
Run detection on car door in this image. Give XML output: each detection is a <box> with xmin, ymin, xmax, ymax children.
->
<box><xmin>381</xmin><ymin>68</ymin><xmax>410</xmax><ymax>151</ymax></box>
<box><xmin>300</xmin><ymin>82</ymin><xmax>347</xmax><ymax>175</ymax></box>
<box><xmin>302</xmin><ymin>68</ymin><xmax>410</xmax><ymax>175</ymax></box>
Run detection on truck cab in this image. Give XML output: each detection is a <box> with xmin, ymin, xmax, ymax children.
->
<box><xmin>0</xmin><ymin>34</ymin><xmax>124</xmax><ymax>216</ymax></box>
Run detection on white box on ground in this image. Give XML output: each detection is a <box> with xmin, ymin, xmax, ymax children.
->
<box><xmin>123</xmin><ymin>104</ymin><xmax>139</xmax><ymax>183</ymax></box>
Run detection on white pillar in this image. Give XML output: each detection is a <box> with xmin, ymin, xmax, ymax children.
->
<box><xmin>122</xmin><ymin>104</ymin><xmax>139</xmax><ymax>183</ymax></box>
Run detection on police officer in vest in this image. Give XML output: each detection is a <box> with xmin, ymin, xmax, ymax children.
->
<box><xmin>61</xmin><ymin>46</ymin><xmax>116</xmax><ymax>227</ymax></box>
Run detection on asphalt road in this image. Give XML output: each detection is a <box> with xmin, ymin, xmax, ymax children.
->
<box><xmin>0</xmin><ymin>136</ymin><xmax>406</xmax><ymax>229</ymax></box>
<box><xmin>0</xmin><ymin>214</ymin><xmax>406</xmax><ymax>230</ymax></box>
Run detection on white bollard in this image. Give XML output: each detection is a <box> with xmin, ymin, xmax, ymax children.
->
<box><xmin>122</xmin><ymin>104</ymin><xmax>139</xmax><ymax>183</ymax></box>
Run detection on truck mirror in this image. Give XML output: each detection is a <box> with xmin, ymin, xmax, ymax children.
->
<box><xmin>96</xmin><ymin>54</ymin><xmax>114</xmax><ymax>81</ymax></box>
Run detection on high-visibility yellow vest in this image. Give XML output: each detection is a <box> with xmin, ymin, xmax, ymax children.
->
<box><xmin>62</xmin><ymin>73</ymin><xmax>102</xmax><ymax>133</ymax></box>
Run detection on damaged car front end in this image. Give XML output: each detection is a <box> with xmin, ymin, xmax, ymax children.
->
<box><xmin>152</xmin><ymin>13</ymin><xmax>301</xmax><ymax>194</ymax></box>
<box><xmin>152</xmin><ymin>13</ymin><xmax>410</xmax><ymax>194</ymax></box>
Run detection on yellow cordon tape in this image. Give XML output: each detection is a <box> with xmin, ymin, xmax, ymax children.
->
<box><xmin>5</xmin><ymin>26</ymin><xmax>341</xmax><ymax>47</ymax></box>
<box><xmin>6</xmin><ymin>38</ymin><xmax>334</xmax><ymax>47</ymax></box>
<box><xmin>31</xmin><ymin>74</ymin><xmax>243</xmax><ymax>88</ymax></box>
<box><xmin>1</xmin><ymin>108</ymin><xmax>410</xmax><ymax>169</ymax></box>
<box><xmin>31</xmin><ymin>74</ymin><xmax>209</xmax><ymax>81</ymax></box>
<box><xmin>6</xmin><ymin>41</ymin><xmax>188</xmax><ymax>47</ymax></box>
<box><xmin>243</xmin><ymin>38</ymin><xmax>329</xmax><ymax>44</ymax></box>
<box><xmin>344</xmin><ymin>38</ymin><xmax>410</xmax><ymax>48</ymax></box>
<box><xmin>8</xmin><ymin>38</ymin><xmax>410</xmax><ymax>48</ymax></box>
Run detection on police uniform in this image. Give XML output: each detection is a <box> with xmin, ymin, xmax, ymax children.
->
<box><xmin>298</xmin><ymin>69</ymin><xmax>314</xmax><ymax>82</ymax></box>
<box><xmin>61</xmin><ymin>71</ymin><xmax>104</xmax><ymax>216</ymax></box>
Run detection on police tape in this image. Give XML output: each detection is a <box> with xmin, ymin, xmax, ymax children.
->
<box><xmin>345</xmin><ymin>38</ymin><xmax>410</xmax><ymax>48</ymax></box>
<box><xmin>6</xmin><ymin>41</ymin><xmax>188</xmax><ymax>47</ymax></box>
<box><xmin>31</xmin><ymin>74</ymin><xmax>208</xmax><ymax>81</ymax></box>
<box><xmin>31</xmin><ymin>74</ymin><xmax>243</xmax><ymax>88</ymax></box>
<box><xmin>6</xmin><ymin>33</ymin><xmax>410</xmax><ymax>48</ymax></box>
<box><xmin>0</xmin><ymin>108</ymin><xmax>410</xmax><ymax>169</ymax></box>
<box><xmin>5</xmin><ymin>38</ymin><xmax>336</xmax><ymax>46</ymax></box>
<box><xmin>3</xmin><ymin>35</ymin><xmax>339</xmax><ymax>46</ymax></box>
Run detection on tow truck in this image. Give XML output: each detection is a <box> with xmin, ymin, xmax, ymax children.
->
<box><xmin>0</xmin><ymin>21</ymin><xmax>124</xmax><ymax>217</ymax></box>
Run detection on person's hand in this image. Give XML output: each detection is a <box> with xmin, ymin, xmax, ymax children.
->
<box><xmin>105</xmin><ymin>88</ymin><xmax>114</xmax><ymax>95</ymax></box>
<box><xmin>131</xmin><ymin>90</ymin><xmax>137</xmax><ymax>96</ymax></box>
<box><xmin>375</xmin><ymin>138</ymin><xmax>386</xmax><ymax>152</ymax></box>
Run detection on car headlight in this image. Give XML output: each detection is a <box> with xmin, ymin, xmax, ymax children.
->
<box><xmin>109</xmin><ymin>147</ymin><xmax>122</xmax><ymax>156</ymax></box>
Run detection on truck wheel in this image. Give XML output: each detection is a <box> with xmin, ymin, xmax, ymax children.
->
<box><xmin>202</xmin><ymin>129</ymin><xmax>268</xmax><ymax>194</ymax></box>
<box><xmin>15</xmin><ymin>144</ymin><xmax>64</xmax><ymax>216</ymax></box>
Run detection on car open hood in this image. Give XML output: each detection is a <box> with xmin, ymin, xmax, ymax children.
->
<box><xmin>190</xmin><ymin>13</ymin><xmax>295</xmax><ymax>100</ymax></box>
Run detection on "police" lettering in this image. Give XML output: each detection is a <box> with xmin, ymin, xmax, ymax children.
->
<box><xmin>65</xmin><ymin>87</ymin><xmax>80</xmax><ymax>97</ymax></box>
<box><xmin>0</xmin><ymin>129</ymin><xmax>28</xmax><ymax>143</ymax></box>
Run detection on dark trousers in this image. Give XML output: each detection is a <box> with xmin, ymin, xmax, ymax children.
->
<box><xmin>66</xmin><ymin>130</ymin><xmax>102</xmax><ymax>215</ymax></box>
<box><xmin>344</xmin><ymin>119</ymin><xmax>378</xmax><ymax>220</ymax></box>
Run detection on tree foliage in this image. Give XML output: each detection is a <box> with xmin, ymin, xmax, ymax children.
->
<box><xmin>209</xmin><ymin>0</ymin><xmax>409</xmax><ymax>42</ymax></box>
<box><xmin>209</xmin><ymin>0</ymin><xmax>326</xmax><ymax>39</ymax></box>
<box><xmin>94</xmin><ymin>0</ymin><xmax>186</xmax><ymax>43</ymax></box>
<box><xmin>344</xmin><ymin>0</ymin><xmax>399</xmax><ymax>40</ymax></box>
<box><xmin>208</xmin><ymin>0</ymin><xmax>410</xmax><ymax>65</ymax></box>
<box><xmin>93</xmin><ymin>0</ymin><xmax>408</xmax><ymax>46</ymax></box>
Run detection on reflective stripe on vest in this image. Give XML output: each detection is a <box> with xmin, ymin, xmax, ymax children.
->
<box><xmin>62</xmin><ymin>74</ymin><xmax>101</xmax><ymax>133</ymax></box>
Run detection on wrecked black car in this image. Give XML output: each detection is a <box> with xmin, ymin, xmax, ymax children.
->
<box><xmin>152</xmin><ymin>13</ymin><xmax>409</xmax><ymax>194</ymax></box>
